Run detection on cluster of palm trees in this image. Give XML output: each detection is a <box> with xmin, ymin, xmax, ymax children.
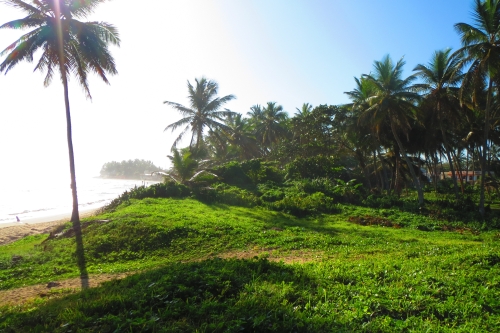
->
<box><xmin>344</xmin><ymin>0</ymin><xmax>500</xmax><ymax>215</ymax></box>
<box><xmin>164</xmin><ymin>78</ymin><xmax>291</xmax><ymax>162</ymax></box>
<box><xmin>164</xmin><ymin>0</ymin><xmax>500</xmax><ymax>217</ymax></box>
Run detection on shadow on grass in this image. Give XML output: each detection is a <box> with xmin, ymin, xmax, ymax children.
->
<box><xmin>0</xmin><ymin>258</ymin><xmax>343</xmax><ymax>332</ymax></box>
<box><xmin>74</xmin><ymin>222</ymin><xmax>89</xmax><ymax>289</ymax></box>
<box><xmin>199</xmin><ymin>201</ymin><xmax>334</xmax><ymax>230</ymax></box>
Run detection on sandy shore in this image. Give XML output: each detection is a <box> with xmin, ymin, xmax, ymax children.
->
<box><xmin>0</xmin><ymin>209</ymin><xmax>98</xmax><ymax>246</ymax></box>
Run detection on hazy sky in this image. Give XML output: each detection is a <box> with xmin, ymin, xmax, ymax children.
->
<box><xmin>0</xmin><ymin>0</ymin><xmax>472</xmax><ymax>180</ymax></box>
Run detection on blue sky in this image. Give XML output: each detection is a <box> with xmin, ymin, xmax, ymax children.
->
<box><xmin>0</xmin><ymin>0</ymin><xmax>474</xmax><ymax>177</ymax></box>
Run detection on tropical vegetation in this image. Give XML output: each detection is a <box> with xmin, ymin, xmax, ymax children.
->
<box><xmin>4</xmin><ymin>0</ymin><xmax>500</xmax><ymax>331</ymax></box>
<box><xmin>160</xmin><ymin>0</ymin><xmax>500</xmax><ymax>219</ymax></box>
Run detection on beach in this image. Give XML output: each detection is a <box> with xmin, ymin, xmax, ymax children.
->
<box><xmin>0</xmin><ymin>209</ymin><xmax>97</xmax><ymax>246</ymax></box>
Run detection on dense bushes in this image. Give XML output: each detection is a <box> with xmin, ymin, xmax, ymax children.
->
<box><xmin>99</xmin><ymin>159</ymin><xmax>500</xmax><ymax>223</ymax></box>
<box><xmin>285</xmin><ymin>156</ymin><xmax>348</xmax><ymax>181</ymax></box>
<box><xmin>213</xmin><ymin>159</ymin><xmax>283</xmax><ymax>188</ymax></box>
<box><xmin>196</xmin><ymin>184</ymin><xmax>260</xmax><ymax>207</ymax></box>
<box><xmin>270</xmin><ymin>191</ymin><xmax>338</xmax><ymax>217</ymax></box>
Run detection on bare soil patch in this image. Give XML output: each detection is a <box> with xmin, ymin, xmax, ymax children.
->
<box><xmin>0</xmin><ymin>221</ymin><xmax>67</xmax><ymax>246</ymax></box>
<box><xmin>0</xmin><ymin>273</ymin><xmax>133</xmax><ymax>307</ymax></box>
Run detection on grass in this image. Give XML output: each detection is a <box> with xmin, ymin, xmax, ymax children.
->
<box><xmin>1</xmin><ymin>197</ymin><xmax>500</xmax><ymax>331</ymax></box>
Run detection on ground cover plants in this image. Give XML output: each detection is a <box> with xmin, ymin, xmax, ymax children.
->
<box><xmin>1</xmin><ymin>196</ymin><xmax>500</xmax><ymax>332</ymax></box>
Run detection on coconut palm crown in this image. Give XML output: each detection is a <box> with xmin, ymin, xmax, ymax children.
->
<box><xmin>0</xmin><ymin>0</ymin><xmax>120</xmax><ymax>98</ymax></box>
<box><xmin>164</xmin><ymin>77</ymin><xmax>236</xmax><ymax>152</ymax></box>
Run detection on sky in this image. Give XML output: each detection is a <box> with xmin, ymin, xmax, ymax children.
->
<box><xmin>0</xmin><ymin>0</ymin><xmax>473</xmax><ymax>181</ymax></box>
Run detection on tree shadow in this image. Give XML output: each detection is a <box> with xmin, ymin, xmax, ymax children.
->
<box><xmin>73</xmin><ymin>222</ymin><xmax>89</xmax><ymax>289</ymax></box>
<box><xmin>3</xmin><ymin>258</ymin><xmax>350</xmax><ymax>332</ymax></box>
<box><xmin>49</xmin><ymin>220</ymin><xmax>90</xmax><ymax>289</ymax></box>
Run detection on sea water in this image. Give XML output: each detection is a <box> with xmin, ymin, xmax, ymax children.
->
<box><xmin>0</xmin><ymin>176</ymin><xmax>158</xmax><ymax>224</ymax></box>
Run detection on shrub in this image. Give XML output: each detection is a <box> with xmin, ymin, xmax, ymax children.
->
<box><xmin>362</xmin><ymin>194</ymin><xmax>403</xmax><ymax>209</ymax></box>
<box><xmin>213</xmin><ymin>161</ymin><xmax>254</xmax><ymax>188</ymax></box>
<box><xmin>257</xmin><ymin>182</ymin><xmax>285</xmax><ymax>202</ymax></box>
<box><xmin>285</xmin><ymin>156</ymin><xmax>347</xmax><ymax>180</ymax></box>
<box><xmin>214</xmin><ymin>160</ymin><xmax>284</xmax><ymax>188</ymax></box>
<box><xmin>270</xmin><ymin>191</ymin><xmax>338</xmax><ymax>217</ymax></box>
<box><xmin>212</xmin><ymin>184</ymin><xmax>260</xmax><ymax>207</ymax></box>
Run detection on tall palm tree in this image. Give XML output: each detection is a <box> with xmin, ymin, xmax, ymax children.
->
<box><xmin>345</xmin><ymin>76</ymin><xmax>383</xmax><ymax>190</ymax></box>
<box><xmin>361</xmin><ymin>55</ymin><xmax>425</xmax><ymax>205</ymax></box>
<box><xmin>344</xmin><ymin>76</ymin><xmax>378</xmax><ymax>113</ymax></box>
<box><xmin>254</xmin><ymin>102</ymin><xmax>289</xmax><ymax>153</ymax></box>
<box><xmin>247</xmin><ymin>104</ymin><xmax>264</xmax><ymax>128</ymax></box>
<box><xmin>413</xmin><ymin>49</ymin><xmax>463</xmax><ymax>199</ymax></box>
<box><xmin>0</xmin><ymin>0</ymin><xmax>119</xmax><ymax>224</ymax></box>
<box><xmin>223</xmin><ymin>113</ymin><xmax>260</xmax><ymax>160</ymax></box>
<box><xmin>164</xmin><ymin>77</ymin><xmax>236</xmax><ymax>153</ymax></box>
<box><xmin>454</xmin><ymin>0</ymin><xmax>500</xmax><ymax>216</ymax></box>
<box><xmin>294</xmin><ymin>102</ymin><xmax>313</xmax><ymax>120</ymax></box>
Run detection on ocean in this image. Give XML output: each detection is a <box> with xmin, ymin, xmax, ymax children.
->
<box><xmin>0</xmin><ymin>176</ymin><xmax>159</xmax><ymax>224</ymax></box>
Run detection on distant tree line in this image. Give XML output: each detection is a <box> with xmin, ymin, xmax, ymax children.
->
<box><xmin>100</xmin><ymin>159</ymin><xmax>164</xmax><ymax>179</ymax></box>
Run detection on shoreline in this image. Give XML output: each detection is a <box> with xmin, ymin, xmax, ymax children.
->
<box><xmin>0</xmin><ymin>209</ymin><xmax>99</xmax><ymax>246</ymax></box>
<box><xmin>0</xmin><ymin>207</ymin><xmax>99</xmax><ymax>229</ymax></box>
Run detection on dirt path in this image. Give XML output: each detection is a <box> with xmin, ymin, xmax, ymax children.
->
<box><xmin>0</xmin><ymin>249</ymin><xmax>323</xmax><ymax>307</ymax></box>
<box><xmin>0</xmin><ymin>272</ymin><xmax>133</xmax><ymax>307</ymax></box>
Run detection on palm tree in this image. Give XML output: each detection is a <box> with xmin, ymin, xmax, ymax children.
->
<box><xmin>254</xmin><ymin>102</ymin><xmax>289</xmax><ymax>153</ymax></box>
<box><xmin>0</xmin><ymin>1</ymin><xmax>119</xmax><ymax>223</ymax></box>
<box><xmin>294</xmin><ymin>103</ymin><xmax>313</xmax><ymax>120</ymax></box>
<box><xmin>454</xmin><ymin>0</ymin><xmax>500</xmax><ymax>216</ymax></box>
<box><xmin>0</xmin><ymin>0</ymin><xmax>119</xmax><ymax>289</ymax></box>
<box><xmin>345</xmin><ymin>76</ymin><xmax>383</xmax><ymax>190</ymax></box>
<box><xmin>413</xmin><ymin>49</ymin><xmax>463</xmax><ymax>200</ymax></box>
<box><xmin>361</xmin><ymin>55</ymin><xmax>424</xmax><ymax>205</ymax></box>
<box><xmin>344</xmin><ymin>76</ymin><xmax>378</xmax><ymax>113</ymax></box>
<box><xmin>164</xmin><ymin>77</ymin><xmax>236</xmax><ymax>153</ymax></box>
<box><xmin>167</xmin><ymin>148</ymin><xmax>199</xmax><ymax>183</ymax></box>
<box><xmin>223</xmin><ymin>113</ymin><xmax>260</xmax><ymax>160</ymax></box>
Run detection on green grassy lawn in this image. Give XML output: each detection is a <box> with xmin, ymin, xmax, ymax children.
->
<box><xmin>1</xmin><ymin>198</ymin><xmax>500</xmax><ymax>332</ymax></box>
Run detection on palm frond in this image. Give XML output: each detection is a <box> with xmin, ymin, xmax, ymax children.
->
<box><xmin>69</xmin><ymin>0</ymin><xmax>109</xmax><ymax>18</ymax></box>
<box><xmin>1</xmin><ymin>0</ymin><xmax>42</xmax><ymax>16</ymax></box>
<box><xmin>0</xmin><ymin>17</ymin><xmax>45</xmax><ymax>30</ymax></box>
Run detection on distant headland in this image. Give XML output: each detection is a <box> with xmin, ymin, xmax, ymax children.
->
<box><xmin>100</xmin><ymin>159</ymin><xmax>165</xmax><ymax>181</ymax></box>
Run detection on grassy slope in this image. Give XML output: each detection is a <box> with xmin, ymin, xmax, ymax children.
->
<box><xmin>1</xmin><ymin>198</ymin><xmax>500</xmax><ymax>332</ymax></box>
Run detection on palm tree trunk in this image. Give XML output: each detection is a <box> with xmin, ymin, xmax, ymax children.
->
<box><xmin>373</xmin><ymin>150</ymin><xmax>382</xmax><ymax>190</ymax></box>
<box><xmin>60</xmin><ymin>67</ymin><xmax>88</xmax><ymax>289</ymax></box>
<box><xmin>451</xmin><ymin>149</ymin><xmax>465</xmax><ymax>194</ymax></box>
<box><xmin>390</xmin><ymin>120</ymin><xmax>424</xmax><ymax>205</ymax></box>
<box><xmin>466</xmin><ymin>146</ymin><xmax>470</xmax><ymax>186</ymax></box>
<box><xmin>356</xmin><ymin>151</ymin><xmax>372</xmax><ymax>190</ymax></box>
<box><xmin>479</xmin><ymin>79</ymin><xmax>493</xmax><ymax>217</ymax></box>
<box><xmin>55</xmin><ymin>13</ymin><xmax>87</xmax><ymax>288</ymax></box>
<box><xmin>433</xmin><ymin>152</ymin><xmax>439</xmax><ymax>192</ymax></box>
<box><xmin>62</xmin><ymin>78</ymin><xmax>80</xmax><ymax>224</ymax></box>
<box><xmin>441</xmin><ymin>126</ymin><xmax>460</xmax><ymax>200</ymax></box>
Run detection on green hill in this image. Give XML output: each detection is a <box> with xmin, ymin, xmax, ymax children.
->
<box><xmin>1</xmin><ymin>197</ymin><xmax>500</xmax><ymax>332</ymax></box>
